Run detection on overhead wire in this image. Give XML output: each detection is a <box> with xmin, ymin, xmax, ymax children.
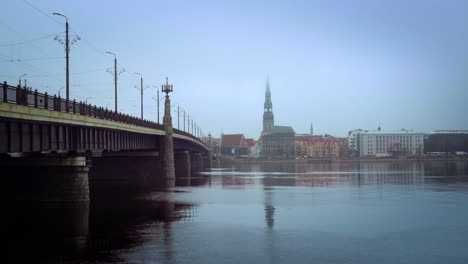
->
<box><xmin>0</xmin><ymin>32</ymin><xmax>62</xmax><ymax>46</ymax></box>
<box><xmin>0</xmin><ymin>53</ymin><xmax>64</xmax><ymax>84</ymax></box>
<box><xmin>0</xmin><ymin>56</ymin><xmax>64</xmax><ymax>62</ymax></box>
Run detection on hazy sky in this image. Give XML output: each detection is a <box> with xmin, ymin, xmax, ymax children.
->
<box><xmin>1</xmin><ymin>0</ymin><xmax>467</xmax><ymax>138</ymax></box>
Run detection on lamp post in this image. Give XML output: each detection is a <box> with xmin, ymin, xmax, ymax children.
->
<box><xmin>105</xmin><ymin>51</ymin><xmax>118</xmax><ymax>112</ymax></box>
<box><xmin>183</xmin><ymin>110</ymin><xmax>186</xmax><ymax>132</ymax></box>
<box><xmin>52</xmin><ymin>13</ymin><xmax>70</xmax><ymax>101</ymax></box>
<box><xmin>58</xmin><ymin>87</ymin><xmax>64</xmax><ymax>97</ymax></box>
<box><xmin>18</xmin><ymin>73</ymin><xmax>27</xmax><ymax>87</ymax></box>
<box><xmin>85</xmin><ymin>97</ymin><xmax>92</xmax><ymax>104</ymax></box>
<box><xmin>152</xmin><ymin>86</ymin><xmax>164</xmax><ymax>124</ymax></box>
<box><xmin>134</xmin><ymin>72</ymin><xmax>143</xmax><ymax>119</ymax></box>
<box><xmin>208</xmin><ymin>132</ymin><xmax>212</xmax><ymax>150</ymax></box>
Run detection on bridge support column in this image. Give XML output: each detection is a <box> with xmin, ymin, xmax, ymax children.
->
<box><xmin>161</xmin><ymin>78</ymin><xmax>175</xmax><ymax>188</ymax></box>
<box><xmin>0</xmin><ymin>157</ymin><xmax>90</xmax><ymax>262</ymax></box>
<box><xmin>174</xmin><ymin>150</ymin><xmax>191</xmax><ymax>178</ymax></box>
<box><xmin>203</xmin><ymin>154</ymin><xmax>212</xmax><ymax>170</ymax></box>
<box><xmin>190</xmin><ymin>153</ymin><xmax>204</xmax><ymax>176</ymax></box>
<box><xmin>89</xmin><ymin>152</ymin><xmax>163</xmax><ymax>193</ymax></box>
<box><xmin>0</xmin><ymin>156</ymin><xmax>90</xmax><ymax>202</ymax></box>
<box><xmin>0</xmin><ymin>156</ymin><xmax>90</xmax><ymax>257</ymax></box>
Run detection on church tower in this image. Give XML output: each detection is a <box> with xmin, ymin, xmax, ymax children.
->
<box><xmin>263</xmin><ymin>78</ymin><xmax>274</xmax><ymax>132</ymax></box>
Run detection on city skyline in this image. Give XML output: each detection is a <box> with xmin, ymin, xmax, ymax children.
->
<box><xmin>1</xmin><ymin>0</ymin><xmax>467</xmax><ymax>138</ymax></box>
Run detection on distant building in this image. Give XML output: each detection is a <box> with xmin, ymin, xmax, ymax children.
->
<box><xmin>358</xmin><ymin>130</ymin><xmax>425</xmax><ymax>157</ymax></box>
<box><xmin>202</xmin><ymin>136</ymin><xmax>221</xmax><ymax>154</ymax></box>
<box><xmin>261</xmin><ymin>126</ymin><xmax>296</xmax><ymax>157</ymax></box>
<box><xmin>295</xmin><ymin>134</ymin><xmax>340</xmax><ymax>157</ymax></box>
<box><xmin>259</xmin><ymin>79</ymin><xmax>295</xmax><ymax>158</ymax></box>
<box><xmin>220</xmin><ymin>134</ymin><xmax>249</xmax><ymax>156</ymax></box>
<box><xmin>424</xmin><ymin>130</ymin><xmax>468</xmax><ymax>154</ymax></box>
<box><xmin>244</xmin><ymin>138</ymin><xmax>256</xmax><ymax>156</ymax></box>
<box><xmin>336</xmin><ymin>137</ymin><xmax>349</xmax><ymax>156</ymax></box>
<box><xmin>348</xmin><ymin>129</ymin><xmax>365</xmax><ymax>156</ymax></box>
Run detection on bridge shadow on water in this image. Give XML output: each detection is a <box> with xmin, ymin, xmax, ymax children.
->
<box><xmin>1</xmin><ymin>173</ymin><xmax>210</xmax><ymax>263</ymax></box>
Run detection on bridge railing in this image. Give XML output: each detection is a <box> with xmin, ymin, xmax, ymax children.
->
<box><xmin>1</xmin><ymin>82</ymin><xmax>206</xmax><ymax>146</ymax></box>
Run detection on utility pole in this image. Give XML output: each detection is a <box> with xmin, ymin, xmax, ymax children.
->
<box><xmin>53</xmin><ymin>13</ymin><xmax>70</xmax><ymax>101</ymax></box>
<box><xmin>65</xmin><ymin>18</ymin><xmax>69</xmax><ymax>101</ymax></box>
<box><xmin>134</xmin><ymin>72</ymin><xmax>143</xmax><ymax>119</ymax></box>
<box><xmin>141</xmin><ymin>76</ymin><xmax>143</xmax><ymax>119</ymax></box>
<box><xmin>105</xmin><ymin>52</ymin><xmax>118</xmax><ymax>112</ymax></box>
<box><xmin>114</xmin><ymin>55</ymin><xmax>117</xmax><ymax>112</ymax></box>
<box><xmin>157</xmin><ymin>90</ymin><xmax>160</xmax><ymax>123</ymax></box>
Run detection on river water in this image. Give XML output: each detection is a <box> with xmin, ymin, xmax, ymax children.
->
<box><xmin>4</xmin><ymin>160</ymin><xmax>468</xmax><ymax>263</ymax></box>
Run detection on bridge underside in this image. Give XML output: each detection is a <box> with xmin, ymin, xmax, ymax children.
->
<box><xmin>0</xmin><ymin>107</ymin><xmax>212</xmax><ymax>203</ymax></box>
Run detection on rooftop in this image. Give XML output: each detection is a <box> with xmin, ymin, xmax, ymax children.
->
<box><xmin>271</xmin><ymin>125</ymin><xmax>295</xmax><ymax>134</ymax></box>
<box><xmin>431</xmin><ymin>130</ymin><xmax>468</xmax><ymax>134</ymax></box>
<box><xmin>221</xmin><ymin>134</ymin><xmax>245</xmax><ymax>147</ymax></box>
<box><xmin>361</xmin><ymin>130</ymin><xmax>426</xmax><ymax>135</ymax></box>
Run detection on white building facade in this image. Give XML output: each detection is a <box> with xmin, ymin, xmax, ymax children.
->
<box><xmin>348</xmin><ymin>129</ymin><xmax>364</xmax><ymax>156</ymax></box>
<box><xmin>358</xmin><ymin>130</ymin><xmax>425</xmax><ymax>157</ymax></box>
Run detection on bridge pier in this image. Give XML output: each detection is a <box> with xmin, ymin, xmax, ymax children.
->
<box><xmin>89</xmin><ymin>151</ymin><xmax>164</xmax><ymax>193</ymax></box>
<box><xmin>0</xmin><ymin>156</ymin><xmax>90</xmax><ymax>202</ymax></box>
<box><xmin>174</xmin><ymin>150</ymin><xmax>191</xmax><ymax>179</ymax></box>
<box><xmin>161</xmin><ymin>78</ymin><xmax>176</xmax><ymax>188</ymax></box>
<box><xmin>203</xmin><ymin>154</ymin><xmax>212</xmax><ymax>170</ymax></box>
<box><xmin>190</xmin><ymin>152</ymin><xmax>204</xmax><ymax>176</ymax></box>
<box><xmin>0</xmin><ymin>156</ymin><xmax>90</xmax><ymax>257</ymax></box>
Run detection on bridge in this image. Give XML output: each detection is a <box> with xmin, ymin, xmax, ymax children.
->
<box><xmin>0</xmin><ymin>80</ymin><xmax>212</xmax><ymax>203</ymax></box>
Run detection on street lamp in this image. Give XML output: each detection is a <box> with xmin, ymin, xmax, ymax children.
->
<box><xmin>85</xmin><ymin>97</ymin><xmax>92</xmax><ymax>104</ymax></box>
<box><xmin>58</xmin><ymin>87</ymin><xmax>64</xmax><ymax>97</ymax></box>
<box><xmin>18</xmin><ymin>73</ymin><xmax>27</xmax><ymax>87</ymax></box>
<box><xmin>52</xmin><ymin>12</ymin><xmax>70</xmax><ymax>101</ymax></box>
<box><xmin>161</xmin><ymin>77</ymin><xmax>173</xmax><ymax>94</ymax></box>
<box><xmin>105</xmin><ymin>51</ymin><xmax>118</xmax><ymax>112</ymax></box>
<box><xmin>152</xmin><ymin>86</ymin><xmax>164</xmax><ymax>124</ymax></box>
<box><xmin>134</xmin><ymin>72</ymin><xmax>144</xmax><ymax>119</ymax></box>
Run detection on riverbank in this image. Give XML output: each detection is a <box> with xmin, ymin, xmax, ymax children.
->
<box><xmin>218</xmin><ymin>156</ymin><xmax>468</xmax><ymax>164</ymax></box>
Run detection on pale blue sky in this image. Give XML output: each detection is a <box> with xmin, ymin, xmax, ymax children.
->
<box><xmin>1</xmin><ymin>0</ymin><xmax>467</xmax><ymax>138</ymax></box>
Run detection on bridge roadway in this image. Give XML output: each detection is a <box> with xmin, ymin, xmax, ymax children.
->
<box><xmin>0</xmin><ymin>82</ymin><xmax>212</xmax><ymax>204</ymax></box>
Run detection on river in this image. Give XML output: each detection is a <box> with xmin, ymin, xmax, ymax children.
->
<box><xmin>3</xmin><ymin>160</ymin><xmax>468</xmax><ymax>263</ymax></box>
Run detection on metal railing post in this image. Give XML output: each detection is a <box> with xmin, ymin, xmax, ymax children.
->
<box><xmin>16</xmin><ymin>85</ymin><xmax>21</xmax><ymax>105</ymax></box>
<box><xmin>34</xmin><ymin>89</ymin><xmax>38</xmax><ymax>107</ymax></box>
<box><xmin>44</xmin><ymin>92</ymin><xmax>48</xmax><ymax>109</ymax></box>
<box><xmin>3</xmin><ymin>82</ymin><xmax>7</xmax><ymax>102</ymax></box>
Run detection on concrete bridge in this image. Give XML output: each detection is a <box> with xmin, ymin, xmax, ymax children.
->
<box><xmin>0</xmin><ymin>80</ymin><xmax>212</xmax><ymax>203</ymax></box>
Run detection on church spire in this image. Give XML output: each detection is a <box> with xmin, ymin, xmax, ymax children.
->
<box><xmin>263</xmin><ymin>77</ymin><xmax>274</xmax><ymax>132</ymax></box>
<box><xmin>264</xmin><ymin>77</ymin><xmax>272</xmax><ymax>109</ymax></box>
<box><xmin>310</xmin><ymin>122</ymin><xmax>313</xmax><ymax>135</ymax></box>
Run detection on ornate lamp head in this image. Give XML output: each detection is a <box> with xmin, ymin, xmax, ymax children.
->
<box><xmin>161</xmin><ymin>77</ymin><xmax>173</xmax><ymax>95</ymax></box>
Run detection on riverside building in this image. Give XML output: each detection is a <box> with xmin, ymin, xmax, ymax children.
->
<box><xmin>350</xmin><ymin>127</ymin><xmax>425</xmax><ymax>157</ymax></box>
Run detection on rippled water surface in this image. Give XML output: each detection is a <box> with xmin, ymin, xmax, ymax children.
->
<box><xmin>5</xmin><ymin>161</ymin><xmax>468</xmax><ymax>263</ymax></box>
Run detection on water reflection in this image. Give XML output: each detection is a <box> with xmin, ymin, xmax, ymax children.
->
<box><xmin>201</xmin><ymin>161</ymin><xmax>468</xmax><ymax>188</ymax></box>
<box><xmin>2</xmin><ymin>176</ymin><xmax>208</xmax><ymax>263</ymax></box>
<box><xmin>2</xmin><ymin>201</ymin><xmax>89</xmax><ymax>262</ymax></box>
<box><xmin>264</xmin><ymin>189</ymin><xmax>275</xmax><ymax>229</ymax></box>
<box><xmin>3</xmin><ymin>160</ymin><xmax>468</xmax><ymax>263</ymax></box>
